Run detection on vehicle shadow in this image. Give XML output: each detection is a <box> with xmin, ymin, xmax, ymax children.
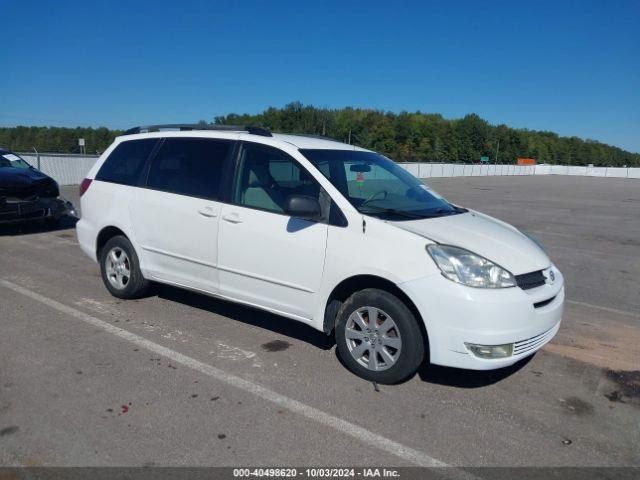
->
<box><xmin>154</xmin><ymin>283</ymin><xmax>336</xmax><ymax>351</ymax></box>
<box><xmin>417</xmin><ymin>354</ymin><xmax>534</xmax><ymax>388</ymax></box>
<box><xmin>0</xmin><ymin>215</ymin><xmax>78</xmax><ymax>236</ymax></box>
<box><xmin>150</xmin><ymin>283</ymin><xmax>533</xmax><ymax>386</ymax></box>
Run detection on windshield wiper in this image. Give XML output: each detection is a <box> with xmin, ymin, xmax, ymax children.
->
<box><xmin>430</xmin><ymin>207</ymin><xmax>460</xmax><ymax>216</ymax></box>
<box><xmin>358</xmin><ymin>205</ymin><xmax>429</xmax><ymax>220</ymax></box>
<box><xmin>447</xmin><ymin>203</ymin><xmax>468</xmax><ymax>213</ymax></box>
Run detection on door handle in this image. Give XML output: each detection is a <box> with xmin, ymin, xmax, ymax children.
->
<box><xmin>198</xmin><ymin>207</ymin><xmax>218</xmax><ymax>218</ymax></box>
<box><xmin>221</xmin><ymin>213</ymin><xmax>243</xmax><ymax>224</ymax></box>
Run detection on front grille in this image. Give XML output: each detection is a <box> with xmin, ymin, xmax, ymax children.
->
<box><xmin>0</xmin><ymin>198</ymin><xmax>48</xmax><ymax>221</ymax></box>
<box><xmin>513</xmin><ymin>327</ymin><xmax>556</xmax><ymax>356</ymax></box>
<box><xmin>18</xmin><ymin>203</ymin><xmax>44</xmax><ymax>215</ymax></box>
<box><xmin>0</xmin><ymin>209</ymin><xmax>47</xmax><ymax>222</ymax></box>
<box><xmin>515</xmin><ymin>270</ymin><xmax>546</xmax><ymax>290</ymax></box>
<box><xmin>534</xmin><ymin>296</ymin><xmax>556</xmax><ymax>309</ymax></box>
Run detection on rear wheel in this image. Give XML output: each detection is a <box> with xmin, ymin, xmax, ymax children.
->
<box><xmin>99</xmin><ymin>235</ymin><xmax>149</xmax><ymax>299</ymax></box>
<box><xmin>335</xmin><ymin>288</ymin><xmax>425</xmax><ymax>384</ymax></box>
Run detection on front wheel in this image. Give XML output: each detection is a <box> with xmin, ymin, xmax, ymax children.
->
<box><xmin>99</xmin><ymin>235</ymin><xmax>149</xmax><ymax>299</ymax></box>
<box><xmin>335</xmin><ymin>288</ymin><xmax>425</xmax><ymax>384</ymax></box>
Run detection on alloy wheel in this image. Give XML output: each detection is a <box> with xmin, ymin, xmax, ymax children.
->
<box><xmin>105</xmin><ymin>247</ymin><xmax>131</xmax><ymax>290</ymax></box>
<box><xmin>345</xmin><ymin>306</ymin><xmax>402</xmax><ymax>371</ymax></box>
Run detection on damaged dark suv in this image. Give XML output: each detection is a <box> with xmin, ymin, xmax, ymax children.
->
<box><xmin>0</xmin><ymin>148</ymin><xmax>75</xmax><ymax>226</ymax></box>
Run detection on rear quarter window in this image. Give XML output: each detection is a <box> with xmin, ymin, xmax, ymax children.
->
<box><xmin>96</xmin><ymin>139</ymin><xmax>158</xmax><ymax>186</ymax></box>
<box><xmin>146</xmin><ymin>137</ymin><xmax>232</xmax><ymax>200</ymax></box>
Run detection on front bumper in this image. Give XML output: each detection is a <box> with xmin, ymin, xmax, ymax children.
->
<box><xmin>400</xmin><ymin>268</ymin><xmax>564</xmax><ymax>370</ymax></box>
<box><xmin>0</xmin><ymin>197</ymin><xmax>75</xmax><ymax>224</ymax></box>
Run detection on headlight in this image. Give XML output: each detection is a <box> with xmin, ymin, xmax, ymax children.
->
<box><xmin>427</xmin><ymin>244</ymin><xmax>516</xmax><ymax>288</ymax></box>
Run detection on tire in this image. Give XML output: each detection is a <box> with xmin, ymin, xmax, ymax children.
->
<box><xmin>99</xmin><ymin>235</ymin><xmax>149</xmax><ymax>299</ymax></box>
<box><xmin>335</xmin><ymin>288</ymin><xmax>425</xmax><ymax>384</ymax></box>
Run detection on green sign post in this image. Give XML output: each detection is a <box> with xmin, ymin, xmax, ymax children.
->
<box><xmin>480</xmin><ymin>156</ymin><xmax>489</xmax><ymax>163</ymax></box>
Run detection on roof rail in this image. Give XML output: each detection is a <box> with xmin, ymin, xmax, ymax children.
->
<box><xmin>290</xmin><ymin>133</ymin><xmax>341</xmax><ymax>142</ymax></box>
<box><xmin>122</xmin><ymin>124</ymin><xmax>272</xmax><ymax>137</ymax></box>
<box><xmin>244</xmin><ymin>126</ymin><xmax>272</xmax><ymax>137</ymax></box>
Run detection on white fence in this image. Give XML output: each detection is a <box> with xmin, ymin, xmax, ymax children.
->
<box><xmin>399</xmin><ymin>163</ymin><xmax>640</xmax><ymax>179</ymax></box>
<box><xmin>19</xmin><ymin>153</ymin><xmax>99</xmax><ymax>186</ymax></box>
<box><xmin>14</xmin><ymin>153</ymin><xmax>640</xmax><ymax>185</ymax></box>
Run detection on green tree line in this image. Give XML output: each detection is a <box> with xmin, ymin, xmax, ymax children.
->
<box><xmin>0</xmin><ymin>126</ymin><xmax>123</xmax><ymax>156</ymax></box>
<box><xmin>1</xmin><ymin>102</ymin><xmax>638</xmax><ymax>166</ymax></box>
<box><xmin>217</xmin><ymin>102</ymin><xmax>639</xmax><ymax>166</ymax></box>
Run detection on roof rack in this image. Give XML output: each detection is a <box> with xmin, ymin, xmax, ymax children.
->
<box><xmin>122</xmin><ymin>124</ymin><xmax>272</xmax><ymax>137</ymax></box>
<box><xmin>290</xmin><ymin>133</ymin><xmax>341</xmax><ymax>142</ymax></box>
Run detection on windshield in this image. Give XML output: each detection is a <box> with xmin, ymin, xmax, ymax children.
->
<box><xmin>301</xmin><ymin>149</ymin><xmax>465</xmax><ymax>220</ymax></box>
<box><xmin>0</xmin><ymin>152</ymin><xmax>32</xmax><ymax>169</ymax></box>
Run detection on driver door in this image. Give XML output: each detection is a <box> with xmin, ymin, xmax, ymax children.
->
<box><xmin>217</xmin><ymin>142</ymin><xmax>328</xmax><ymax>320</ymax></box>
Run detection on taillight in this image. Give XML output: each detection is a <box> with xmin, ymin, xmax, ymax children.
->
<box><xmin>79</xmin><ymin>178</ymin><xmax>93</xmax><ymax>197</ymax></box>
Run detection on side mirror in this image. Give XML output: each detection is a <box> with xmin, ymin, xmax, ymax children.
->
<box><xmin>285</xmin><ymin>195</ymin><xmax>321</xmax><ymax>221</ymax></box>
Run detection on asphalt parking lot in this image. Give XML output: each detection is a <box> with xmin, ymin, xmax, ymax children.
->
<box><xmin>0</xmin><ymin>176</ymin><xmax>638</xmax><ymax>468</ymax></box>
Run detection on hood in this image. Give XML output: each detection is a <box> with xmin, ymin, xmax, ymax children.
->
<box><xmin>0</xmin><ymin>167</ymin><xmax>58</xmax><ymax>197</ymax></box>
<box><xmin>390</xmin><ymin>211</ymin><xmax>550</xmax><ymax>275</ymax></box>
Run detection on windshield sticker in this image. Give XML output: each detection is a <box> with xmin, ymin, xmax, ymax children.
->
<box><xmin>356</xmin><ymin>172</ymin><xmax>365</xmax><ymax>182</ymax></box>
<box><xmin>420</xmin><ymin>184</ymin><xmax>444</xmax><ymax>199</ymax></box>
<box><xmin>3</xmin><ymin>154</ymin><xmax>21</xmax><ymax>162</ymax></box>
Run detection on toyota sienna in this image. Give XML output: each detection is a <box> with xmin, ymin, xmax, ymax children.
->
<box><xmin>76</xmin><ymin>124</ymin><xmax>564</xmax><ymax>384</ymax></box>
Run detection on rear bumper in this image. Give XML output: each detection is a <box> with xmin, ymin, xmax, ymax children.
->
<box><xmin>76</xmin><ymin>218</ymin><xmax>98</xmax><ymax>261</ymax></box>
<box><xmin>0</xmin><ymin>197</ymin><xmax>73</xmax><ymax>224</ymax></box>
<box><xmin>399</xmin><ymin>269</ymin><xmax>564</xmax><ymax>370</ymax></box>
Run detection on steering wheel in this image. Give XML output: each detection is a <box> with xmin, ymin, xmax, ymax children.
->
<box><xmin>359</xmin><ymin>189</ymin><xmax>388</xmax><ymax>207</ymax></box>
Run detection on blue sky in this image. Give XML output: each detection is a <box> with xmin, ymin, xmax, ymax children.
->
<box><xmin>1</xmin><ymin>0</ymin><xmax>639</xmax><ymax>152</ymax></box>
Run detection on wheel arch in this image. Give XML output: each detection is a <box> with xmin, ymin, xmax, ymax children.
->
<box><xmin>323</xmin><ymin>274</ymin><xmax>429</xmax><ymax>358</ymax></box>
<box><xmin>96</xmin><ymin>226</ymin><xmax>128</xmax><ymax>258</ymax></box>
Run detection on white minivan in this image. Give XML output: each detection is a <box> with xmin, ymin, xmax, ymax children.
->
<box><xmin>77</xmin><ymin>124</ymin><xmax>564</xmax><ymax>384</ymax></box>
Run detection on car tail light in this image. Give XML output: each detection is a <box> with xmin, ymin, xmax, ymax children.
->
<box><xmin>79</xmin><ymin>178</ymin><xmax>93</xmax><ymax>197</ymax></box>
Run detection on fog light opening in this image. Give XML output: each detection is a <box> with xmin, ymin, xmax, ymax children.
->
<box><xmin>465</xmin><ymin>342</ymin><xmax>514</xmax><ymax>359</ymax></box>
